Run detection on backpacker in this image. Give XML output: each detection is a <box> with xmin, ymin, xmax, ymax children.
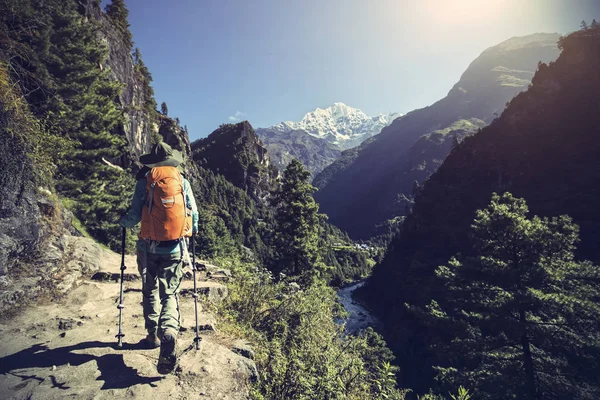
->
<box><xmin>139</xmin><ymin>166</ymin><xmax>193</xmax><ymax>241</ymax></box>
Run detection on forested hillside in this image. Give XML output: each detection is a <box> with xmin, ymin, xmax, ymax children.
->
<box><xmin>192</xmin><ymin>122</ymin><xmax>279</xmax><ymax>203</ymax></box>
<box><xmin>362</xmin><ymin>25</ymin><xmax>600</xmax><ymax>398</ymax></box>
<box><xmin>314</xmin><ymin>33</ymin><xmax>560</xmax><ymax>239</ymax></box>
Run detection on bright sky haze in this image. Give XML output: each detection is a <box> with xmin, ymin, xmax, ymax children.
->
<box><xmin>107</xmin><ymin>0</ymin><xmax>600</xmax><ymax>140</ymax></box>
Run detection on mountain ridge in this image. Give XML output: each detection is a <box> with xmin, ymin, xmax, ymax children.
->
<box><xmin>362</xmin><ymin>26</ymin><xmax>600</xmax><ymax>396</ymax></box>
<box><xmin>314</xmin><ymin>32</ymin><xmax>561</xmax><ymax>239</ymax></box>
<box><xmin>268</xmin><ymin>102</ymin><xmax>402</xmax><ymax>150</ymax></box>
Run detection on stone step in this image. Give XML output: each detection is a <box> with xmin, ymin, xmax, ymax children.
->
<box><xmin>179</xmin><ymin>281</ymin><xmax>229</xmax><ymax>303</ymax></box>
<box><xmin>91</xmin><ymin>271</ymin><xmax>140</xmax><ymax>282</ymax></box>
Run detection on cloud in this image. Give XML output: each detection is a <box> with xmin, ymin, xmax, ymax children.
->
<box><xmin>228</xmin><ymin>111</ymin><xmax>247</xmax><ymax>122</ymax></box>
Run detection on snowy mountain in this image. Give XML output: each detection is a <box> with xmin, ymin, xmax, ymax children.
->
<box><xmin>268</xmin><ymin>103</ymin><xmax>402</xmax><ymax>150</ymax></box>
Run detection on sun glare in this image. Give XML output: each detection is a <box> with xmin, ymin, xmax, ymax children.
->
<box><xmin>420</xmin><ymin>0</ymin><xmax>512</xmax><ymax>25</ymax></box>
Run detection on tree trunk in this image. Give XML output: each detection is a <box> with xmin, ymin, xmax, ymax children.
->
<box><xmin>520</xmin><ymin>308</ymin><xmax>537</xmax><ymax>399</ymax></box>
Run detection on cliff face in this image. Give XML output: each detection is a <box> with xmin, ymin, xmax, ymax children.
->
<box><xmin>0</xmin><ymin>64</ymin><xmax>80</xmax><ymax>313</ymax></box>
<box><xmin>84</xmin><ymin>0</ymin><xmax>155</xmax><ymax>164</ymax></box>
<box><xmin>192</xmin><ymin>122</ymin><xmax>278</xmax><ymax>202</ymax></box>
<box><xmin>314</xmin><ymin>33</ymin><xmax>560</xmax><ymax>239</ymax></box>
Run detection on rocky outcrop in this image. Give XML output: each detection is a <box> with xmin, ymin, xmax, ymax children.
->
<box><xmin>192</xmin><ymin>121</ymin><xmax>279</xmax><ymax>202</ymax></box>
<box><xmin>84</xmin><ymin>0</ymin><xmax>155</xmax><ymax>165</ymax></box>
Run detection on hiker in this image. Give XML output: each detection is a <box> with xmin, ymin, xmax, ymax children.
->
<box><xmin>120</xmin><ymin>142</ymin><xmax>199</xmax><ymax>374</ymax></box>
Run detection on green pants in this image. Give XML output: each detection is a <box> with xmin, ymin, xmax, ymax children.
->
<box><xmin>137</xmin><ymin>250</ymin><xmax>183</xmax><ymax>336</ymax></box>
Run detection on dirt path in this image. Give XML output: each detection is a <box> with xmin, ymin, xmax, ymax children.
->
<box><xmin>0</xmin><ymin>240</ymin><xmax>255</xmax><ymax>399</ymax></box>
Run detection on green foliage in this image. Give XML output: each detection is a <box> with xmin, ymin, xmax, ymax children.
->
<box><xmin>0</xmin><ymin>64</ymin><xmax>71</xmax><ymax>186</ymax></box>
<box><xmin>450</xmin><ymin>387</ymin><xmax>471</xmax><ymax>400</ymax></box>
<box><xmin>2</xmin><ymin>0</ymin><xmax>135</xmax><ymax>250</ymax></box>
<box><xmin>160</xmin><ymin>101</ymin><xmax>168</xmax><ymax>116</ymax></box>
<box><xmin>105</xmin><ymin>0</ymin><xmax>133</xmax><ymax>50</ymax></box>
<box><xmin>190</xmin><ymin>165</ymin><xmax>273</xmax><ymax>261</ymax></box>
<box><xmin>221</xmin><ymin>260</ymin><xmax>408</xmax><ymax>400</ymax></box>
<box><xmin>425</xmin><ymin>193</ymin><xmax>600</xmax><ymax>399</ymax></box>
<box><xmin>364</xmin><ymin>28</ymin><xmax>600</xmax><ymax>397</ymax></box>
<box><xmin>192</xmin><ymin>121</ymin><xmax>279</xmax><ymax>202</ymax></box>
<box><xmin>271</xmin><ymin>159</ymin><xmax>324</xmax><ymax>281</ymax></box>
<box><xmin>132</xmin><ymin>47</ymin><xmax>157</xmax><ymax>114</ymax></box>
<box><xmin>319</xmin><ymin>222</ymin><xmax>375</xmax><ymax>286</ymax></box>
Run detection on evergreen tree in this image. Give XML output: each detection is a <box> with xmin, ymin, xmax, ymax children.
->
<box><xmin>132</xmin><ymin>47</ymin><xmax>157</xmax><ymax>112</ymax></box>
<box><xmin>581</xmin><ymin>20</ymin><xmax>588</xmax><ymax>30</ymax></box>
<box><xmin>49</xmin><ymin>2</ymin><xmax>133</xmax><ymax>249</ymax></box>
<box><xmin>270</xmin><ymin>159</ymin><xmax>323</xmax><ymax>280</ymax></box>
<box><xmin>426</xmin><ymin>193</ymin><xmax>600</xmax><ymax>399</ymax></box>
<box><xmin>105</xmin><ymin>0</ymin><xmax>133</xmax><ymax>50</ymax></box>
<box><xmin>592</xmin><ymin>19</ymin><xmax>598</xmax><ymax>29</ymax></box>
<box><xmin>161</xmin><ymin>101</ymin><xmax>168</xmax><ymax>116</ymax></box>
<box><xmin>2</xmin><ymin>0</ymin><xmax>135</xmax><ymax>249</ymax></box>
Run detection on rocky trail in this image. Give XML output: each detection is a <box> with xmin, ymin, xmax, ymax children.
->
<box><xmin>0</xmin><ymin>238</ymin><xmax>256</xmax><ymax>399</ymax></box>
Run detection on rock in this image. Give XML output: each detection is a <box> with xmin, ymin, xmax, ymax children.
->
<box><xmin>181</xmin><ymin>283</ymin><xmax>228</xmax><ymax>303</ymax></box>
<box><xmin>58</xmin><ymin>318</ymin><xmax>75</xmax><ymax>331</ymax></box>
<box><xmin>232</xmin><ymin>341</ymin><xmax>255</xmax><ymax>360</ymax></box>
<box><xmin>198</xmin><ymin>323</ymin><xmax>216</xmax><ymax>333</ymax></box>
<box><xmin>236</xmin><ymin>358</ymin><xmax>259</xmax><ymax>383</ymax></box>
<box><xmin>91</xmin><ymin>271</ymin><xmax>139</xmax><ymax>282</ymax></box>
<box><xmin>196</xmin><ymin>261</ymin><xmax>219</xmax><ymax>273</ymax></box>
<box><xmin>207</xmin><ymin>269</ymin><xmax>231</xmax><ymax>283</ymax></box>
<box><xmin>217</xmin><ymin>269</ymin><xmax>231</xmax><ymax>277</ymax></box>
<box><xmin>207</xmin><ymin>271</ymin><xmax>230</xmax><ymax>283</ymax></box>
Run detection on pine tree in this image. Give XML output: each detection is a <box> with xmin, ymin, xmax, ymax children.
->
<box><xmin>161</xmin><ymin>101</ymin><xmax>168</xmax><ymax>116</ymax></box>
<box><xmin>592</xmin><ymin>19</ymin><xmax>598</xmax><ymax>29</ymax></box>
<box><xmin>426</xmin><ymin>193</ymin><xmax>600</xmax><ymax>399</ymax></box>
<box><xmin>132</xmin><ymin>47</ymin><xmax>157</xmax><ymax>112</ymax></box>
<box><xmin>271</xmin><ymin>159</ymin><xmax>323</xmax><ymax>280</ymax></box>
<box><xmin>581</xmin><ymin>20</ymin><xmax>589</xmax><ymax>30</ymax></box>
<box><xmin>9</xmin><ymin>0</ymin><xmax>134</xmax><ymax>249</ymax></box>
<box><xmin>105</xmin><ymin>0</ymin><xmax>133</xmax><ymax>50</ymax></box>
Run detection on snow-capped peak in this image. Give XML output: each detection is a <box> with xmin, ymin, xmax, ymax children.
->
<box><xmin>269</xmin><ymin>103</ymin><xmax>402</xmax><ymax>149</ymax></box>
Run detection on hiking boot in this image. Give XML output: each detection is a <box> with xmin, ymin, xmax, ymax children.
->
<box><xmin>145</xmin><ymin>333</ymin><xmax>160</xmax><ymax>349</ymax></box>
<box><xmin>157</xmin><ymin>329</ymin><xmax>178</xmax><ymax>374</ymax></box>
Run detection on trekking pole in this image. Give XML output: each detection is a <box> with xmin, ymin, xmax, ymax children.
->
<box><xmin>116</xmin><ymin>227</ymin><xmax>127</xmax><ymax>348</ymax></box>
<box><xmin>191</xmin><ymin>232</ymin><xmax>201</xmax><ymax>350</ymax></box>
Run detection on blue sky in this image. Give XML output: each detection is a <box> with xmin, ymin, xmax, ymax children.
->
<box><xmin>104</xmin><ymin>0</ymin><xmax>599</xmax><ymax>140</ymax></box>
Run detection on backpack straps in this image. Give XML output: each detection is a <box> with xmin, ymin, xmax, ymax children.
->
<box><xmin>148</xmin><ymin>182</ymin><xmax>156</xmax><ymax>214</ymax></box>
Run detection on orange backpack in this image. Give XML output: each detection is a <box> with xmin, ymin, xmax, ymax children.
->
<box><xmin>140</xmin><ymin>166</ymin><xmax>193</xmax><ymax>241</ymax></box>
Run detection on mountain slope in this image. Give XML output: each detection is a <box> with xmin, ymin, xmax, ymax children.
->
<box><xmin>269</xmin><ymin>102</ymin><xmax>401</xmax><ymax>149</ymax></box>
<box><xmin>314</xmin><ymin>33</ymin><xmax>560</xmax><ymax>239</ymax></box>
<box><xmin>191</xmin><ymin>122</ymin><xmax>278</xmax><ymax>203</ymax></box>
<box><xmin>363</xmin><ymin>26</ymin><xmax>600</xmax><ymax>393</ymax></box>
<box><xmin>257</xmin><ymin>103</ymin><xmax>401</xmax><ymax>176</ymax></box>
<box><xmin>256</xmin><ymin>128</ymin><xmax>342</xmax><ymax>176</ymax></box>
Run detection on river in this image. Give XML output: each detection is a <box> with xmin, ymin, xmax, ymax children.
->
<box><xmin>337</xmin><ymin>281</ymin><xmax>380</xmax><ymax>334</ymax></box>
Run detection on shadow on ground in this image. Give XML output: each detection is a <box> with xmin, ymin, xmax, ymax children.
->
<box><xmin>0</xmin><ymin>341</ymin><xmax>162</xmax><ymax>390</ymax></box>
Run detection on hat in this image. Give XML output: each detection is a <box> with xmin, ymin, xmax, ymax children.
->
<box><xmin>139</xmin><ymin>142</ymin><xmax>183</xmax><ymax>168</ymax></box>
